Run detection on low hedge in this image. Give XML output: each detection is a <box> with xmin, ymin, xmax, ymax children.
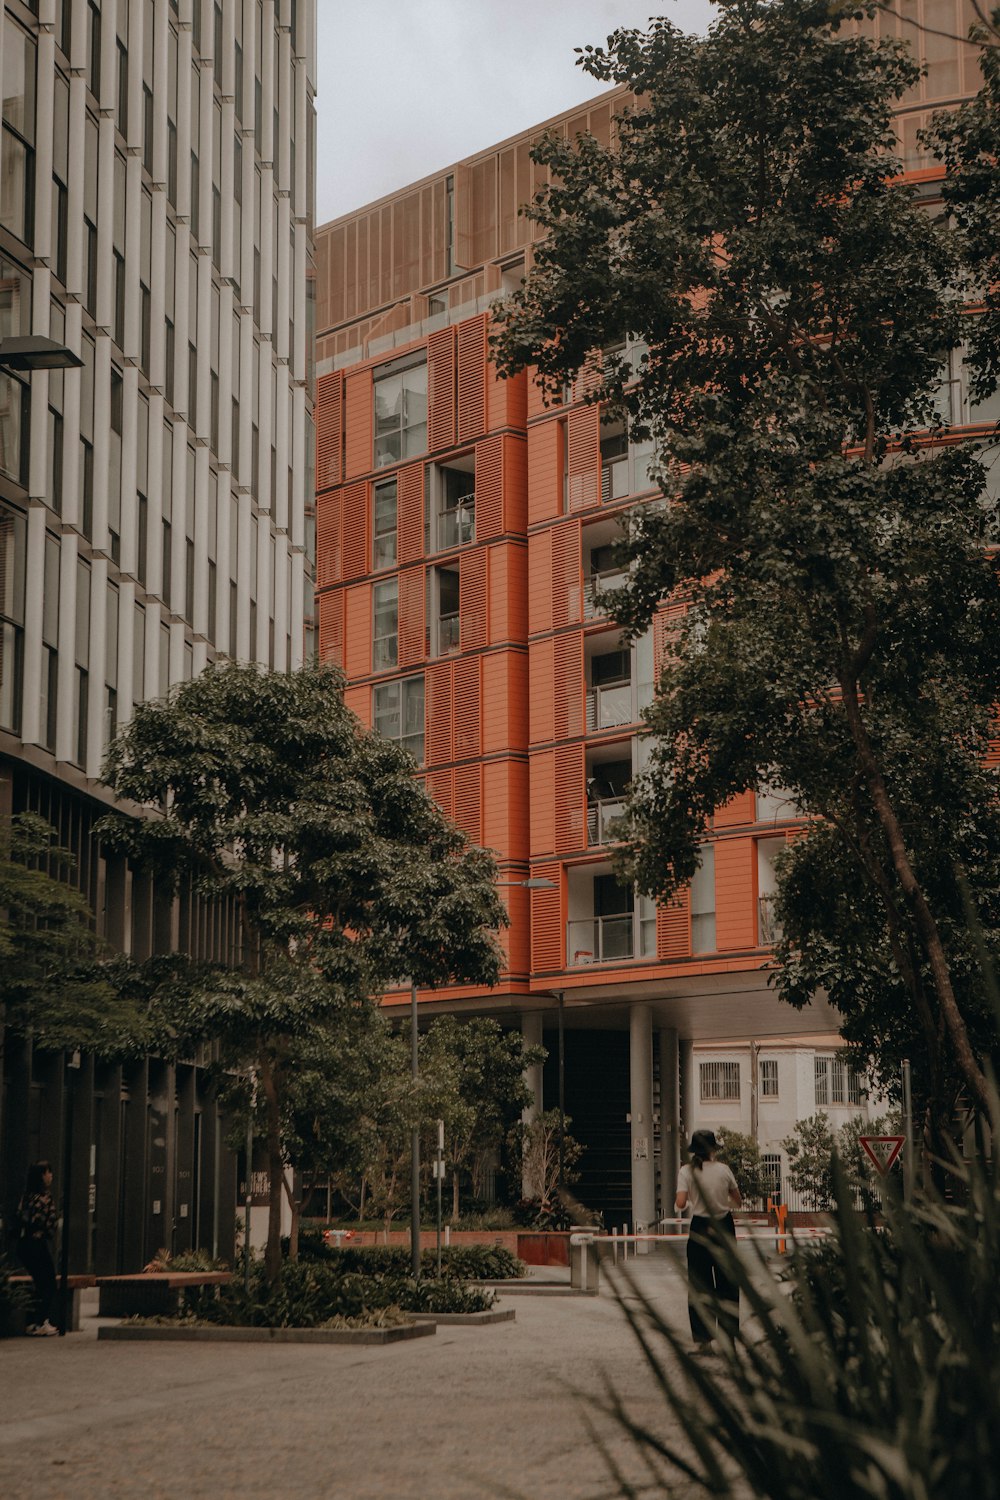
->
<box><xmin>181</xmin><ymin>1259</ymin><xmax>496</xmax><ymax>1329</ymax></box>
<box><xmin>295</xmin><ymin>1235</ymin><xmax>526</xmax><ymax>1282</ymax></box>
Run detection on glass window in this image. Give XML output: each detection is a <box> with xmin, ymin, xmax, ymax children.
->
<box><xmin>760</xmin><ymin>1059</ymin><xmax>779</xmax><ymax>1098</ymax></box>
<box><xmin>690</xmin><ymin>844</ymin><xmax>716</xmax><ymax>952</ymax></box>
<box><xmin>373</xmin><ymin>479</ymin><xmax>397</xmax><ymax>570</ymax></box>
<box><xmin>700</xmin><ymin>1060</ymin><xmax>740</xmax><ymax>1102</ymax></box>
<box><xmin>373</xmin><ymin>675</ymin><xmax>424</xmax><ymax>764</ymax></box>
<box><xmin>0</xmin><ymin>504</ymin><xmax>26</xmax><ymax>732</ymax></box>
<box><xmin>373</xmin><ymin>360</ymin><xmax>427</xmax><ymax>468</ymax></box>
<box><xmin>372</xmin><ymin>579</ymin><xmax>398</xmax><ymax>671</ymax></box>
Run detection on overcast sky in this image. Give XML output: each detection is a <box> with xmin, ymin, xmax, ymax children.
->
<box><xmin>314</xmin><ymin>1</ymin><xmax>715</xmax><ymax>226</ymax></box>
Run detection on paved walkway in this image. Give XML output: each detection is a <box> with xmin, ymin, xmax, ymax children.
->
<box><xmin>0</xmin><ymin>1253</ymin><xmax>697</xmax><ymax>1500</ymax></box>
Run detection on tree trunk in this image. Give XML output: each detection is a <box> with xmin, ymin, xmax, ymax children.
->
<box><xmin>259</xmin><ymin>1057</ymin><xmax>284</xmax><ymax>1285</ymax></box>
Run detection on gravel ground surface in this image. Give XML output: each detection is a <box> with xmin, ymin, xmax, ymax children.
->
<box><xmin>0</xmin><ymin>1254</ymin><xmax>699</xmax><ymax>1500</ymax></box>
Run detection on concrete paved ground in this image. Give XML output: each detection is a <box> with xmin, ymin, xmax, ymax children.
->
<box><xmin>0</xmin><ymin>1253</ymin><xmax>699</xmax><ymax>1500</ymax></box>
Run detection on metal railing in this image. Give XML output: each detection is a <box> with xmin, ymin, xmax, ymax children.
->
<box><xmin>567</xmin><ymin>914</ymin><xmax>635</xmax><ymax>965</ymax></box>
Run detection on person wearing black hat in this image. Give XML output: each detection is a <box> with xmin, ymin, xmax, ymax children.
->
<box><xmin>675</xmin><ymin>1129</ymin><xmax>742</xmax><ymax>1351</ymax></box>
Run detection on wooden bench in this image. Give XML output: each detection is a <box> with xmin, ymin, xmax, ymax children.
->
<box><xmin>9</xmin><ymin>1273</ymin><xmax>97</xmax><ymax>1333</ymax></box>
<box><xmin>96</xmin><ymin>1270</ymin><xmax>231</xmax><ymax>1318</ymax></box>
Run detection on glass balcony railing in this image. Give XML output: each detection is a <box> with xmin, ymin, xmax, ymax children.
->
<box><xmin>586</xmin><ymin>797</ymin><xmax>628</xmax><ymax>846</ymax></box>
<box><xmin>437</xmin><ymin>494</ymin><xmax>475</xmax><ymax>549</ymax></box>
<box><xmin>586</xmin><ymin>681</ymin><xmax>634</xmax><ymax>730</ymax></box>
<box><xmin>567</xmin><ymin>915</ymin><xmax>635</xmax><ymax>966</ymax></box>
<box><xmin>582</xmin><ymin>569</ymin><xmax>628</xmax><ymax>619</ymax></box>
<box><xmin>758</xmin><ymin>894</ymin><xmax>782</xmax><ymax>946</ymax></box>
<box><xmin>437</xmin><ymin>613</ymin><xmax>460</xmax><ymax>654</ymax></box>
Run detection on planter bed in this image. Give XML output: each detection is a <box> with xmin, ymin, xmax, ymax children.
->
<box><xmin>98</xmin><ymin>1320</ymin><xmax>435</xmax><ymax>1346</ymax></box>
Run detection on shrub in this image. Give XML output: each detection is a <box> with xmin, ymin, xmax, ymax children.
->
<box><xmin>602</xmin><ymin>1145</ymin><xmax>1000</xmax><ymax>1500</ymax></box>
<box><xmin>182</xmin><ymin>1258</ymin><xmax>496</xmax><ymax>1327</ymax></box>
<box><xmin>292</xmin><ymin>1238</ymin><xmax>525</xmax><ymax>1280</ymax></box>
<box><xmin>716</xmin><ymin>1127</ymin><xmax>772</xmax><ymax>1205</ymax></box>
<box><xmin>0</xmin><ymin>1257</ymin><xmax>30</xmax><ymax>1338</ymax></box>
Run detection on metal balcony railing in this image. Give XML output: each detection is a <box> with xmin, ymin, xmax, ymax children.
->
<box><xmin>586</xmin><ymin>797</ymin><xmax>628</xmax><ymax>846</ymax></box>
<box><xmin>567</xmin><ymin>914</ymin><xmax>635</xmax><ymax>966</ymax></box>
<box><xmin>437</xmin><ymin>493</ymin><xmax>475</xmax><ymax>549</ymax></box>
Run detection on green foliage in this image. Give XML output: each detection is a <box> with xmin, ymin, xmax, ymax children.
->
<box><xmin>0</xmin><ymin>1257</ymin><xmax>30</xmax><ymax>1338</ymax></box>
<box><xmin>295</xmin><ymin>1236</ymin><xmax>526</xmax><ymax>1281</ymax></box>
<box><xmin>492</xmin><ymin>0</ymin><xmax>1000</xmax><ymax>1129</ymax></box>
<box><xmin>715</xmin><ymin>1127</ymin><xmax>772</xmax><ymax>1205</ymax></box>
<box><xmin>603</xmin><ymin>1142</ymin><xmax>1000</xmax><ymax>1500</ymax></box>
<box><xmin>509</xmin><ymin>1109</ymin><xmax>584</xmax><ymax>1211</ymax></box>
<box><xmin>0</xmin><ymin>814</ymin><xmax>143</xmax><ymax>1054</ymax></box>
<box><xmin>782</xmin><ymin>1111</ymin><xmax>903</xmax><ymax>1210</ymax></box>
<box><xmin>98</xmin><ymin>662</ymin><xmax>507</xmax><ymax>1280</ymax></box>
<box><xmin>182</xmin><ymin>1258</ymin><xmax>496</xmax><ymax>1327</ymax></box>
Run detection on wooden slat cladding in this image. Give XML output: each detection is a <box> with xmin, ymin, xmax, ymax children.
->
<box><xmin>530</xmin><ymin>750</ymin><xmax>555</xmax><ymax>855</ymax></box>
<box><xmin>653</xmin><ymin>601</ymin><xmax>686</xmax><ymax>677</ymax></box>
<box><xmin>528</xmin><ymin>530</ymin><xmax>553</xmax><ymax>636</ymax></box>
<box><xmin>553</xmin><ymin>632</ymin><xmax>583</xmax><ymax>739</ymax></box>
<box><xmin>715</xmin><ymin>838</ymin><xmax>756</xmax><ymax>949</ymax></box>
<box><xmin>343</xmin><ymin>370</ymin><xmax>373</xmax><ymax>479</ymax></box>
<box><xmin>428</xmin><ymin>328</ymin><xmax>456</xmax><ymax>452</ymax></box>
<box><xmin>340</xmin><ymin>483</ymin><xmax>369</xmax><ymax>581</ymax></box>
<box><xmin>343</xmin><ymin>683</ymin><xmax>370</xmax><ymax>726</ymax></box>
<box><xmin>567</xmin><ymin>404</ymin><xmax>599</xmax><ymax>511</ymax></box>
<box><xmin>344</xmin><ymin>584</ymin><xmax>371</xmax><ymax>679</ymax></box>
<box><xmin>315</xmin><ymin>491</ymin><xmax>342</xmax><ymax>587</ymax></box>
<box><xmin>657</xmin><ymin>890</ymin><xmax>691</xmax><ymax>959</ymax></box>
<box><xmin>317</xmin><ymin>589</ymin><xmax>344</xmax><ymax>666</ymax></box>
<box><xmin>453</xmin><ymin>656</ymin><xmax>482</xmax><ymax>759</ymax></box>
<box><xmin>527</xmin><ymin>419</ymin><xmax>563</xmax><ymax>526</ymax></box>
<box><xmin>457</xmin><ymin>315</ymin><xmax>488</xmax><ymax>443</ymax></box>
<box><xmin>315</xmin><ymin>372</ymin><xmax>343</xmax><ymax>490</ymax></box>
<box><xmin>554</xmin><ymin>743</ymin><xmax>585</xmax><ymax>854</ymax></box>
<box><xmin>713</xmin><ymin>791</ymin><xmax>756</xmax><ymax>829</ymax></box>
<box><xmin>475</xmin><ymin>434</ymin><xmax>503</xmax><ymax>541</ymax></box>
<box><xmin>398</xmin><ymin>567</ymin><xmax>425</xmax><ymax>667</ymax></box>
<box><xmin>424</xmin><ymin>767</ymin><xmax>454</xmax><ymax>820</ymax></box>
<box><xmin>552</xmin><ymin>518</ymin><xmax>582</xmax><ymax>628</ymax></box>
<box><xmin>397</xmin><ymin>464</ymin><xmax>424</xmax><ymax>565</ymax></box>
<box><xmin>459</xmin><ymin>548</ymin><xmax>488</xmax><ymax>650</ymax></box>
<box><xmin>529</xmin><ymin>638</ymin><xmax>554</xmax><ymax>745</ymax></box>
<box><xmin>453</xmin><ymin>763</ymin><xmax>483</xmax><ymax>846</ymax></box>
<box><xmin>426</xmin><ymin>662</ymin><xmax>453</xmax><ymax>766</ymax></box>
<box><xmin>530</xmin><ymin>874</ymin><xmax>563</xmax><ymax>973</ymax></box>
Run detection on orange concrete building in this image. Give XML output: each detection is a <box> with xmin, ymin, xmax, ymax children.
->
<box><xmin>312</xmin><ymin>11</ymin><xmax>984</xmax><ymax>1225</ymax></box>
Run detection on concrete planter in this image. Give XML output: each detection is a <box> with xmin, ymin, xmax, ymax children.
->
<box><xmin>516</xmin><ymin>1231</ymin><xmax>571</xmax><ymax>1267</ymax></box>
<box><xmin>98</xmin><ymin>1321</ymin><xmax>435</xmax><ymax>1346</ymax></box>
<box><xmin>410</xmin><ymin>1308</ymin><xmax>515</xmax><ymax>1326</ymax></box>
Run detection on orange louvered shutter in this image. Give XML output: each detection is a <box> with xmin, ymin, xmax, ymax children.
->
<box><xmin>530</xmin><ymin>749</ymin><xmax>555</xmax><ymax>855</ymax></box>
<box><xmin>427</xmin><ymin>327</ymin><xmax>456</xmax><ymax>452</ymax></box>
<box><xmin>502</xmin><ymin>432</ymin><xmax>527</xmax><ymax>535</ymax></box>
<box><xmin>315</xmin><ymin>371</ymin><xmax>343</xmax><ymax>491</ymax></box>
<box><xmin>424</xmin><ymin>767</ymin><xmax>454</xmax><ymax>819</ymax></box>
<box><xmin>343</xmin><ymin>583</ymin><xmax>371</xmax><ymax>679</ymax></box>
<box><xmin>567</xmin><ymin>405</ymin><xmax>599</xmax><ymax>511</ymax></box>
<box><xmin>713</xmin><ymin>792</ymin><xmax>756</xmax><ymax>829</ymax></box>
<box><xmin>552</xmin><ymin>519</ymin><xmax>582</xmax><ymax>628</ymax></box>
<box><xmin>452</xmin><ymin>655</ymin><xmax>482</xmax><ymax>758</ymax></box>
<box><xmin>398</xmin><ymin>566</ymin><xmax>425</xmax><ymax>667</ymax></box>
<box><xmin>657</xmin><ymin>891</ymin><xmax>691</xmax><ymax>959</ymax></box>
<box><xmin>453</xmin><ymin>763</ymin><xmax>482</xmax><ymax>845</ymax></box>
<box><xmin>528</xmin><ymin>530</ymin><xmax>553</xmax><ymax>636</ymax></box>
<box><xmin>475</xmin><ymin>434</ymin><xmax>503</xmax><ymax>542</ymax></box>
<box><xmin>554</xmin><ymin>743</ymin><xmax>585</xmax><ymax>853</ymax></box>
<box><xmin>457</xmin><ymin>315</ymin><xmax>487</xmax><ymax>443</ymax></box>
<box><xmin>529</xmin><ymin>638</ymin><xmax>555</xmax><ymax>744</ymax></box>
<box><xmin>460</xmin><ymin>548</ymin><xmax>487</xmax><ymax>650</ymax></box>
<box><xmin>426</xmin><ymin>661</ymin><xmax>453</xmax><ymax>766</ymax></box>
<box><xmin>530</xmin><ymin>877</ymin><xmax>563</xmax><ymax>973</ymax></box>
<box><xmin>343</xmin><ymin>370</ymin><xmax>373</xmax><ymax>480</ymax></box>
<box><xmin>343</xmin><ymin>683</ymin><xmax>370</xmax><ymax>726</ymax></box>
<box><xmin>315</xmin><ymin>491</ymin><xmax>343</xmax><ymax>587</ymax></box>
<box><xmin>714</xmin><ymin>837</ymin><xmax>756</xmax><ymax>949</ymax></box>
<box><xmin>317</xmin><ymin>588</ymin><xmax>344</xmax><ymax>666</ymax></box>
<box><xmin>527</xmin><ymin>419</ymin><xmax>562</xmax><ymax>526</ymax></box>
<box><xmin>553</xmin><ymin>632</ymin><xmax>583</xmax><ymax>739</ymax></box>
<box><xmin>341</xmin><ymin>483</ymin><xmax>369</xmax><ymax>580</ymax></box>
<box><xmin>986</xmin><ymin>708</ymin><xmax>1000</xmax><ymax>767</ymax></box>
<box><xmin>397</xmin><ymin>463</ymin><xmax>424</xmax><ymax>565</ymax></box>
<box><xmin>653</xmin><ymin>599</ymin><xmax>686</xmax><ymax>676</ymax></box>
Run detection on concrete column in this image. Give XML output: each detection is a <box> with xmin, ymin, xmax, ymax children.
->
<box><xmin>658</xmin><ymin>1027</ymin><xmax>681</xmax><ymax>1221</ymax></box>
<box><xmin>629</xmin><ymin>1004</ymin><xmax>656</xmax><ymax>1245</ymax></box>
<box><xmin>520</xmin><ymin>1012</ymin><xmax>544</xmax><ymax>1198</ymax></box>
<box><xmin>679</xmin><ymin>1038</ymin><xmax>694</xmax><ymax>1144</ymax></box>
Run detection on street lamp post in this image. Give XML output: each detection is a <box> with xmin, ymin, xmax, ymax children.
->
<box><xmin>0</xmin><ymin>336</ymin><xmax>83</xmax><ymax>372</ymax></box>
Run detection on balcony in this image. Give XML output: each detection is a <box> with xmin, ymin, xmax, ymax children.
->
<box><xmin>758</xmin><ymin>894</ymin><xmax>782</xmax><ymax>946</ymax></box>
<box><xmin>437</xmin><ymin>612</ymin><xmax>460</xmax><ymax>654</ymax></box>
<box><xmin>567</xmin><ymin>910</ymin><xmax>656</xmax><ymax>966</ymax></box>
<box><xmin>582</xmin><ymin>568</ymin><xmax>628</xmax><ymax>620</ymax></box>
<box><xmin>587</xmin><ymin>797</ymin><xmax>628</xmax><ymax>846</ymax></box>
<box><xmin>586</xmin><ymin>681</ymin><xmax>633</xmax><ymax>731</ymax></box>
<box><xmin>437</xmin><ymin>493</ymin><xmax>475</xmax><ymax>550</ymax></box>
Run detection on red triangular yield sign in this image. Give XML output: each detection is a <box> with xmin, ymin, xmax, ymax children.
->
<box><xmin>859</xmin><ymin>1135</ymin><xmax>905</xmax><ymax>1176</ymax></box>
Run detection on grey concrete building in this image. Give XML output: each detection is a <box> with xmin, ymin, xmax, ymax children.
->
<box><xmin>0</xmin><ymin>0</ymin><xmax>316</xmax><ymax>1273</ymax></box>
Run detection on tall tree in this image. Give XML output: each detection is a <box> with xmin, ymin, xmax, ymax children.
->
<box><xmin>494</xmin><ymin>0</ymin><xmax>1000</xmax><ymax>1136</ymax></box>
<box><xmin>99</xmin><ymin>662</ymin><xmax>507</xmax><ymax>1279</ymax></box>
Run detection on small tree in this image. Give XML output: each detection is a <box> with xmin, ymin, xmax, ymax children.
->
<box><xmin>782</xmin><ymin>1115</ymin><xmax>839</xmax><ymax>1211</ymax></box>
<box><xmin>511</xmin><ymin>1108</ymin><xmax>584</xmax><ymax>1215</ymax></box>
<box><xmin>716</xmin><ymin>1127</ymin><xmax>771</xmax><ymax>1206</ymax></box>
<box><xmin>99</xmin><ymin>662</ymin><xmax>507</xmax><ymax>1282</ymax></box>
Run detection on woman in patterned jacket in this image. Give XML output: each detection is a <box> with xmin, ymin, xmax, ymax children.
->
<box><xmin>17</xmin><ymin>1160</ymin><xmax>59</xmax><ymax>1336</ymax></box>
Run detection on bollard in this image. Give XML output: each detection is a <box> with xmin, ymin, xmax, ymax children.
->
<box><xmin>569</xmin><ymin>1231</ymin><xmax>600</xmax><ymax>1295</ymax></box>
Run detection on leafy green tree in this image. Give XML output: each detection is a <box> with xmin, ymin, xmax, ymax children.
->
<box><xmin>420</xmin><ymin>1016</ymin><xmax>545</xmax><ymax>1218</ymax></box>
<box><xmin>716</xmin><ymin>1127</ymin><xmax>771</xmax><ymax>1206</ymax></box>
<box><xmin>493</xmin><ymin>0</ymin><xmax>1000</xmax><ymax>1137</ymax></box>
<box><xmin>782</xmin><ymin>1114</ymin><xmax>839</xmax><ymax>1211</ymax></box>
<box><xmin>511</xmin><ymin>1108</ymin><xmax>584</xmax><ymax>1216</ymax></box>
<box><xmin>99</xmin><ymin>662</ymin><xmax>507</xmax><ymax>1281</ymax></box>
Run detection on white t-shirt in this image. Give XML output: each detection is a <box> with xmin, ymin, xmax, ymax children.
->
<box><xmin>677</xmin><ymin>1160</ymin><xmax>739</xmax><ymax>1219</ymax></box>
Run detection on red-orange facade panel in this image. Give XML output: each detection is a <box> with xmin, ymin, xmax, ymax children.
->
<box><xmin>714</xmin><ymin>837</ymin><xmax>757</xmax><ymax>950</ymax></box>
<box><xmin>527</xmin><ymin>418</ymin><xmax>562</xmax><ymax>525</ymax></box>
<box><xmin>343</xmin><ymin>370</ymin><xmax>373</xmax><ymax>479</ymax></box>
<box><xmin>343</xmin><ymin>584</ymin><xmax>371</xmax><ymax>679</ymax></box>
<box><xmin>428</xmin><ymin>327</ymin><xmax>456</xmax><ymax>452</ymax></box>
<box><xmin>315</xmin><ymin>371</ymin><xmax>343</xmax><ymax>491</ymax></box>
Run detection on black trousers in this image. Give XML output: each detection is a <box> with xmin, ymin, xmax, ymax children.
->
<box><xmin>686</xmin><ymin>1212</ymin><xmax>739</xmax><ymax>1343</ymax></box>
<box><xmin>18</xmin><ymin>1236</ymin><xmax>57</xmax><ymax>1326</ymax></box>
